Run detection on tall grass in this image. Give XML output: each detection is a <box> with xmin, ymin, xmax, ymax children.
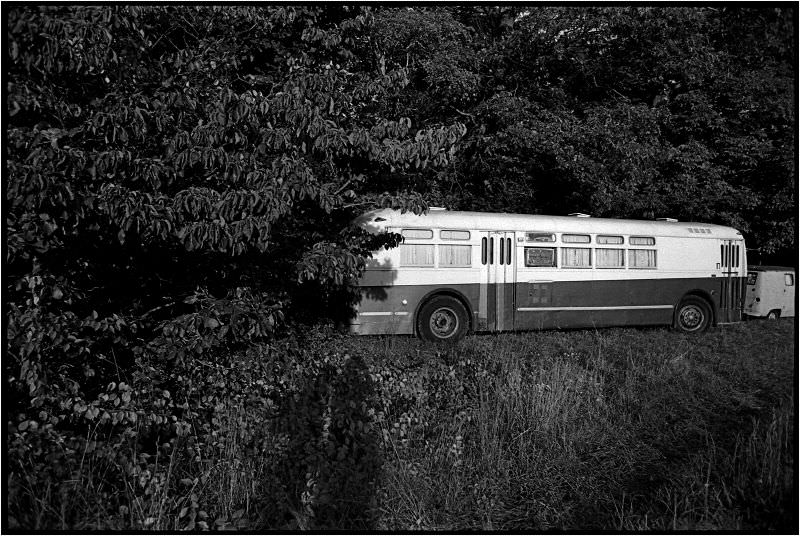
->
<box><xmin>8</xmin><ymin>320</ymin><xmax>794</xmax><ymax>530</ymax></box>
<box><xmin>355</xmin><ymin>320</ymin><xmax>795</xmax><ymax>531</ymax></box>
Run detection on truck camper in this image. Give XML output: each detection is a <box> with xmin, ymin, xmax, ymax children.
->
<box><xmin>744</xmin><ymin>266</ymin><xmax>796</xmax><ymax>319</ymax></box>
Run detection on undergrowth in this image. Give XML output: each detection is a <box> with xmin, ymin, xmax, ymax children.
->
<box><xmin>7</xmin><ymin>320</ymin><xmax>795</xmax><ymax>531</ymax></box>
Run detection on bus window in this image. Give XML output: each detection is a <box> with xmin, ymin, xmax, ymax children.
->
<box><xmin>747</xmin><ymin>272</ymin><xmax>758</xmax><ymax>285</ymax></box>
<box><xmin>786</xmin><ymin>274</ymin><xmax>794</xmax><ymax>286</ymax></box>
<box><xmin>401</xmin><ymin>229</ymin><xmax>433</xmax><ymax>239</ymax></box>
<box><xmin>526</xmin><ymin>232</ymin><xmax>555</xmax><ymax>242</ymax></box>
<box><xmin>596</xmin><ymin>248</ymin><xmax>625</xmax><ymax>268</ymax></box>
<box><xmin>562</xmin><ymin>234</ymin><xmax>591</xmax><ymax>243</ymax></box>
<box><xmin>630</xmin><ymin>236</ymin><xmax>655</xmax><ymax>246</ymax></box>
<box><xmin>629</xmin><ymin>249</ymin><xmax>656</xmax><ymax>269</ymax></box>
<box><xmin>400</xmin><ymin>244</ymin><xmax>434</xmax><ymax>266</ymax></box>
<box><xmin>481</xmin><ymin>237</ymin><xmax>487</xmax><ymax>265</ymax></box>
<box><xmin>440</xmin><ymin>245</ymin><xmax>471</xmax><ymax>267</ymax></box>
<box><xmin>524</xmin><ymin>247</ymin><xmax>556</xmax><ymax>267</ymax></box>
<box><xmin>562</xmin><ymin>248</ymin><xmax>591</xmax><ymax>267</ymax></box>
<box><xmin>597</xmin><ymin>235</ymin><xmax>623</xmax><ymax>244</ymax></box>
<box><xmin>499</xmin><ymin>237</ymin><xmax>505</xmax><ymax>265</ymax></box>
<box><xmin>441</xmin><ymin>230</ymin><xmax>470</xmax><ymax>240</ymax></box>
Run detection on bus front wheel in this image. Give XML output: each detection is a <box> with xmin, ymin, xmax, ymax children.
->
<box><xmin>675</xmin><ymin>296</ymin><xmax>711</xmax><ymax>333</ymax></box>
<box><xmin>417</xmin><ymin>296</ymin><xmax>469</xmax><ymax>343</ymax></box>
<box><xmin>767</xmin><ymin>310</ymin><xmax>780</xmax><ymax>320</ymax></box>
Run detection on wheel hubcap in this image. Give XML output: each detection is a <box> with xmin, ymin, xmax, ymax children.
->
<box><xmin>430</xmin><ymin>307</ymin><xmax>458</xmax><ymax>338</ymax></box>
<box><xmin>679</xmin><ymin>305</ymin><xmax>704</xmax><ymax>330</ymax></box>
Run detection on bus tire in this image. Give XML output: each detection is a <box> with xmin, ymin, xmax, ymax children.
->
<box><xmin>417</xmin><ymin>295</ymin><xmax>469</xmax><ymax>343</ymax></box>
<box><xmin>674</xmin><ymin>296</ymin><xmax>711</xmax><ymax>333</ymax></box>
<box><xmin>767</xmin><ymin>310</ymin><xmax>780</xmax><ymax>320</ymax></box>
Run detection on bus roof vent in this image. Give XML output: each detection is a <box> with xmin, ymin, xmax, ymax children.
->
<box><xmin>568</xmin><ymin>212</ymin><xmax>591</xmax><ymax>218</ymax></box>
<box><xmin>428</xmin><ymin>206</ymin><xmax>447</xmax><ymax>211</ymax></box>
<box><xmin>656</xmin><ymin>217</ymin><xmax>678</xmax><ymax>222</ymax></box>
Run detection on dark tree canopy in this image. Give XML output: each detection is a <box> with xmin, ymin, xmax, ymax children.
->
<box><xmin>367</xmin><ymin>7</ymin><xmax>795</xmax><ymax>262</ymax></box>
<box><xmin>5</xmin><ymin>5</ymin><xmax>796</xmax><ymax>529</ymax></box>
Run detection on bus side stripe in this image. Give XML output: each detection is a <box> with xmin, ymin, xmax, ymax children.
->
<box><xmin>517</xmin><ymin>305</ymin><xmax>674</xmax><ymax>311</ymax></box>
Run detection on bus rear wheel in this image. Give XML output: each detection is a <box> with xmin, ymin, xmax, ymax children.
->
<box><xmin>417</xmin><ymin>295</ymin><xmax>469</xmax><ymax>343</ymax></box>
<box><xmin>767</xmin><ymin>310</ymin><xmax>780</xmax><ymax>320</ymax></box>
<box><xmin>675</xmin><ymin>296</ymin><xmax>711</xmax><ymax>333</ymax></box>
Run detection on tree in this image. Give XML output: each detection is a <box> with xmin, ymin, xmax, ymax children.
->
<box><xmin>6</xmin><ymin>2</ymin><xmax>464</xmax><ymax>499</ymax></box>
<box><xmin>367</xmin><ymin>7</ymin><xmax>794</xmax><ymax>262</ymax></box>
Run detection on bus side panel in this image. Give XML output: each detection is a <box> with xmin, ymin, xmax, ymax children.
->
<box><xmin>350</xmin><ymin>283</ymin><xmax>481</xmax><ymax>336</ymax></box>
<box><xmin>514</xmin><ymin>308</ymin><xmax>671</xmax><ymax>330</ymax></box>
<box><xmin>514</xmin><ymin>277</ymin><xmax>721</xmax><ymax>330</ymax></box>
<box><xmin>352</xmin><ymin>276</ymin><xmax>726</xmax><ymax>335</ymax></box>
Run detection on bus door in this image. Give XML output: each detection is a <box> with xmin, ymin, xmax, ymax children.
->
<box><xmin>719</xmin><ymin>239</ymin><xmax>743</xmax><ymax>323</ymax></box>
<box><xmin>479</xmin><ymin>231</ymin><xmax>516</xmax><ymax>331</ymax></box>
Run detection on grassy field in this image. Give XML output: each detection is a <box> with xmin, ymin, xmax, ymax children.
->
<box><xmin>9</xmin><ymin>318</ymin><xmax>795</xmax><ymax>531</ymax></box>
<box><xmin>342</xmin><ymin>318</ymin><xmax>796</xmax><ymax>531</ymax></box>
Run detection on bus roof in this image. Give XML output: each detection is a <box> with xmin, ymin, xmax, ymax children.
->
<box><xmin>356</xmin><ymin>208</ymin><xmax>744</xmax><ymax>240</ymax></box>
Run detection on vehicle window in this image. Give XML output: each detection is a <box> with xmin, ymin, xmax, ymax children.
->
<box><xmin>786</xmin><ymin>274</ymin><xmax>794</xmax><ymax>286</ymax></box>
<box><xmin>629</xmin><ymin>249</ymin><xmax>657</xmax><ymax>268</ymax></box>
<box><xmin>440</xmin><ymin>245</ymin><xmax>471</xmax><ymax>267</ymax></box>
<box><xmin>526</xmin><ymin>232</ymin><xmax>555</xmax><ymax>242</ymax></box>
<box><xmin>596</xmin><ymin>248</ymin><xmax>625</xmax><ymax>268</ymax></box>
<box><xmin>401</xmin><ymin>229</ymin><xmax>433</xmax><ymax>239</ymax></box>
<box><xmin>441</xmin><ymin>230</ymin><xmax>470</xmax><ymax>240</ymax></box>
<box><xmin>562</xmin><ymin>234</ymin><xmax>591</xmax><ymax>243</ymax></box>
<box><xmin>524</xmin><ymin>247</ymin><xmax>556</xmax><ymax>267</ymax></box>
<box><xmin>562</xmin><ymin>247</ymin><xmax>591</xmax><ymax>267</ymax></box>
<box><xmin>597</xmin><ymin>235</ymin><xmax>623</xmax><ymax>244</ymax></box>
<box><xmin>747</xmin><ymin>272</ymin><xmax>758</xmax><ymax>285</ymax></box>
<box><xmin>400</xmin><ymin>244</ymin><xmax>434</xmax><ymax>266</ymax></box>
<box><xmin>630</xmin><ymin>236</ymin><xmax>655</xmax><ymax>245</ymax></box>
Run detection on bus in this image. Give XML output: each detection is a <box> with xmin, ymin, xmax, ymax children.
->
<box><xmin>350</xmin><ymin>208</ymin><xmax>747</xmax><ymax>342</ymax></box>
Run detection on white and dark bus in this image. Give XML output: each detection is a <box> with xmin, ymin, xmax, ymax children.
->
<box><xmin>350</xmin><ymin>208</ymin><xmax>747</xmax><ymax>342</ymax></box>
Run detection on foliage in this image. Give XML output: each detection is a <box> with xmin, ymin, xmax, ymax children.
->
<box><xmin>6</xmin><ymin>5</ymin><xmax>463</xmax><ymax>530</ymax></box>
<box><xmin>5</xmin><ymin>5</ymin><xmax>795</xmax><ymax>531</ymax></box>
<box><xmin>7</xmin><ymin>333</ymin><xmax>381</xmax><ymax>530</ymax></box>
<box><xmin>352</xmin><ymin>320</ymin><xmax>794</xmax><ymax>530</ymax></box>
<box><xmin>367</xmin><ymin>6</ymin><xmax>795</xmax><ymax>261</ymax></box>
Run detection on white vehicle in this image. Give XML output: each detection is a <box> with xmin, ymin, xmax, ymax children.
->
<box><xmin>351</xmin><ymin>208</ymin><xmax>747</xmax><ymax>342</ymax></box>
<box><xmin>744</xmin><ymin>266</ymin><xmax>796</xmax><ymax>319</ymax></box>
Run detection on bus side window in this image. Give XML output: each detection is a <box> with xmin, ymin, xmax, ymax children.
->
<box><xmin>440</xmin><ymin>245</ymin><xmax>472</xmax><ymax>267</ymax></box>
<box><xmin>629</xmin><ymin>249</ymin><xmax>656</xmax><ymax>269</ymax></box>
<box><xmin>524</xmin><ymin>247</ymin><xmax>556</xmax><ymax>267</ymax></box>
<box><xmin>481</xmin><ymin>237</ymin><xmax>487</xmax><ymax>265</ymax></box>
<box><xmin>786</xmin><ymin>274</ymin><xmax>794</xmax><ymax>286</ymax></box>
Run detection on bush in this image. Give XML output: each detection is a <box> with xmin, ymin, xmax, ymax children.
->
<box><xmin>8</xmin><ymin>331</ymin><xmax>382</xmax><ymax>530</ymax></box>
<box><xmin>6</xmin><ymin>8</ymin><xmax>463</xmax><ymax>530</ymax></box>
